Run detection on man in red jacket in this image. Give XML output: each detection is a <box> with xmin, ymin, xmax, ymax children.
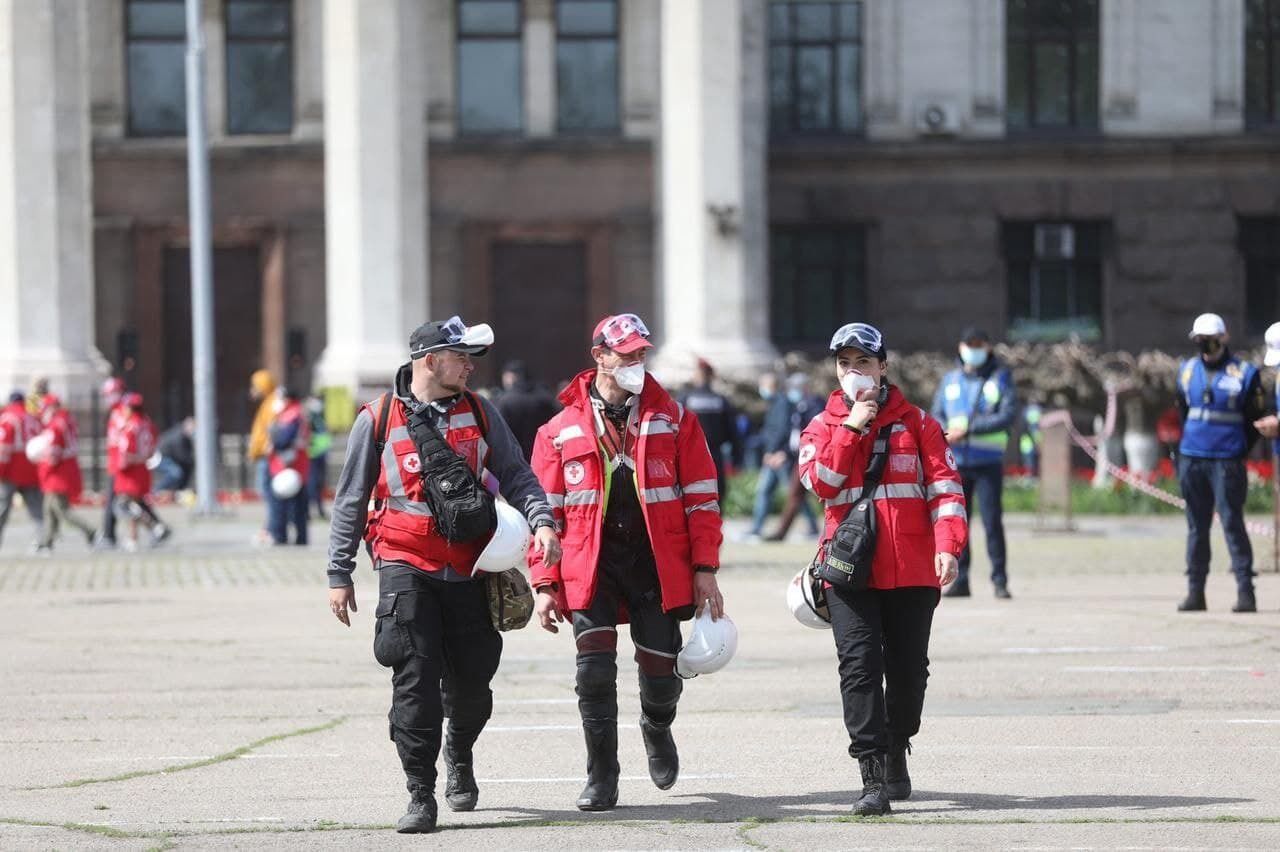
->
<box><xmin>798</xmin><ymin>322</ymin><xmax>966</xmax><ymax>816</ymax></box>
<box><xmin>112</xmin><ymin>393</ymin><xmax>170</xmax><ymax>550</ymax></box>
<box><xmin>34</xmin><ymin>395</ymin><xmax>96</xmax><ymax>553</ymax></box>
<box><xmin>0</xmin><ymin>391</ymin><xmax>45</xmax><ymax>548</ymax></box>
<box><xmin>529</xmin><ymin>313</ymin><xmax>725</xmax><ymax>811</ymax></box>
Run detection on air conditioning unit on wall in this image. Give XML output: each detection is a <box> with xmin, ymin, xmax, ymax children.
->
<box><xmin>914</xmin><ymin>98</ymin><xmax>963</xmax><ymax>137</ymax></box>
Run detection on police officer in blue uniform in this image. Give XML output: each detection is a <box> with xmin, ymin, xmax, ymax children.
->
<box><xmin>1175</xmin><ymin>313</ymin><xmax>1269</xmax><ymax>614</ymax></box>
<box><xmin>931</xmin><ymin>327</ymin><xmax>1018</xmax><ymax>599</ymax></box>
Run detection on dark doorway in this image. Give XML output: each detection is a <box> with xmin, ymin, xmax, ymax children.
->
<box><xmin>488</xmin><ymin>241</ymin><xmax>588</xmax><ymax>390</ymax></box>
<box><xmin>161</xmin><ymin>246</ymin><xmax>263</xmax><ymax>432</ymax></box>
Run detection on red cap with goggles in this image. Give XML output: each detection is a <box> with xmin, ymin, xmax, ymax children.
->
<box><xmin>592</xmin><ymin>313</ymin><xmax>653</xmax><ymax>354</ymax></box>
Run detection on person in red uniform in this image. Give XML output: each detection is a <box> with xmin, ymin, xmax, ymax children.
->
<box><xmin>267</xmin><ymin>387</ymin><xmax>310</xmax><ymax>545</ymax></box>
<box><xmin>0</xmin><ymin>391</ymin><xmax>45</xmax><ymax>548</ymax></box>
<box><xmin>34</xmin><ymin>395</ymin><xmax>96</xmax><ymax>553</ymax></box>
<box><xmin>798</xmin><ymin>322</ymin><xmax>967</xmax><ymax>816</ymax></box>
<box><xmin>529</xmin><ymin>313</ymin><xmax>725</xmax><ymax>812</ymax></box>
<box><xmin>112</xmin><ymin>393</ymin><xmax>170</xmax><ymax>550</ymax></box>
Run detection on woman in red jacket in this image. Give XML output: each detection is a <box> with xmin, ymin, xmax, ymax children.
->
<box><xmin>798</xmin><ymin>322</ymin><xmax>967</xmax><ymax>816</ymax></box>
<box><xmin>34</xmin><ymin>395</ymin><xmax>96</xmax><ymax>553</ymax></box>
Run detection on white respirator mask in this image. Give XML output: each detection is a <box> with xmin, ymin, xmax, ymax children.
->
<box><xmin>611</xmin><ymin>364</ymin><xmax>646</xmax><ymax>395</ymax></box>
<box><xmin>841</xmin><ymin>371</ymin><xmax>877</xmax><ymax>399</ymax></box>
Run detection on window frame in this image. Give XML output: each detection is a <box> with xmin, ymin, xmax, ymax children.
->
<box><xmin>767</xmin><ymin>1</ymin><xmax>865</xmax><ymax>139</ymax></box>
<box><xmin>1005</xmin><ymin>0</ymin><xmax>1100</xmax><ymax>136</ymax></box>
<box><xmin>124</xmin><ymin>0</ymin><xmax>188</xmax><ymax>138</ymax></box>
<box><xmin>554</xmin><ymin>0</ymin><xmax>621</xmax><ymax>135</ymax></box>
<box><xmin>1246</xmin><ymin>0</ymin><xmax>1280</xmax><ymax>129</ymax></box>
<box><xmin>223</xmin><ymin>0</ymin><xmax>295</xmax><ymax>136</ymax></box>
<box><xmin>456</xmin><ymin>0</ymin><xmax>526</xmax><ymax>136</ymax></box>
<box><xmin>768</xmin><ymin>224</ymin><xmax>868</xmax><ymax>349</ymax></box>
<box><xmin>1003</xmin><ymin>220</ymin><xmax>1106</xmax><ymax>343</ymax></box>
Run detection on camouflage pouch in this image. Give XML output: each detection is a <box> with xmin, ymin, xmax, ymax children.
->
<box><xmin>485</xmin><ymin>567</ymin><xmax>534</xmax><ymax>632</ymax></box>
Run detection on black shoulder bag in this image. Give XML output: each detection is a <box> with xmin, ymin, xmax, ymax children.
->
<box><xmin>814</xmin><ymin>422</ymin><xmax>896</xmax><ymax>593</ymax></box>
<box><xmin>404</xmin><ymin>392</ymin><xmax>497</xmax><ymax>544</ymax></box>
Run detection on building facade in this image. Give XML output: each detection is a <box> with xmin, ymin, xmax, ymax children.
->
<box><xmin>1</xmin><ymin>0</ymin><xmax>1278</xmax><ymax>432</ymax></box>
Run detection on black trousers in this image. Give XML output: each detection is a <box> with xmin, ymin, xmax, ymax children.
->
<box><xmin>373</xmin><ymin>563</ymin><xmax>502</xmax><ymax>795</ymax></box>
<box><xmin>826</xmin><ymin>585</ymin><xmax>938</xmax><ymax>759</ymax></box>
<box><xmin>956</xmin><ymin>463</ymin><xmax>1007</xmax><ymax>586</ymax></box>
<box><xmin>571</xmin><ymin>542</ymin><xmax>683</xmax><ymax>729</ymax></box>
<box><xmin>1179</xmin><ymin>455</ymin><xmax>1254</xmax><ymax>592</ymax></box>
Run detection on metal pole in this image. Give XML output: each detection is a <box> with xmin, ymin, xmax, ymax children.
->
<box><xmin>186</xmin><ymin>0</ymin><xmax>219</xmax><ymax>514</ymax></box>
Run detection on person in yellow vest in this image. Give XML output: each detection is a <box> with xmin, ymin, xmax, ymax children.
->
<box><xmin>326</xmin><ymin>316</ymin><xmax>560</xmax><ymax>834</ymax></box>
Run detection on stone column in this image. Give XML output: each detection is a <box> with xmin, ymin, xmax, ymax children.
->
<box><xmin>0</xmin><ymin>0</ymin><xmax>108</xmax><ymax>400</ymax></box>
<box><xmin>314</xmin><ymin>0</ymin><xmax>429</xmax><ymax>400</ymax></box>
<box><xmin>525</xmin><ymin>0</ymin><xmax>556</xmax><ymax>137</ymax></box>
<box><xmin>654</xmin><ymin>0</ymin><xmax>776</xmax><ymax>383</ymax></box>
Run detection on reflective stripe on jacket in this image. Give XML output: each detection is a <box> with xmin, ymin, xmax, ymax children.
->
<box><xmin>1178</xmin><ymin>355</ymin><xmax>1257</xmax><ymax>459</ymax></box>
<box><xmin>933</xmin><ymin>364</ymin><xmax>1015</xmax><ymax>467</ymax></box>
<box><xmin>800</xmin><ymin>386</ymin><xmax>967</xmax><ymax>590</ymax></box>
<box><xmin>528</xmin><ymin>370</ymin><xmax>723</xmax><ymax>616</ymax></box>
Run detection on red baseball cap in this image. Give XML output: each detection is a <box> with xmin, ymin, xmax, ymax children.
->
<box><xmin>592</xmin><ymin>313</ymin><xmax>653</xmax><ymax>354</ymax></box>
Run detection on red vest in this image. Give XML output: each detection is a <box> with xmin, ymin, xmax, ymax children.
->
<box><xmin>363</xmin><ymin>393</ymin><xmax>494</xmax><ymax>577</ymax></box>
<box><xmin>0</xmin><ymin>402</ymin><xmax>40</xmax><ymax>487</ymax></box>
<box><xmin>38</xmin><ymin>410</ymin><xmax>83</xmax><ymax>498</ymax></box>
<box><xmin>114</xmin><ymin>412</ymin><xmax>157</xmax><ymax>499</ymax></box>
<box><xmin>267</xmin><ymin>401</ymin><xmax>311</xmax><ymax>480</ymax></box>
<box><xmin>105</xmin><ymin>403</ymin><xmax>131</xmax><ymax>476</ymax></box>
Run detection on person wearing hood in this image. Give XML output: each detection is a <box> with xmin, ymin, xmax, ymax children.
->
<box><xmin>930</xmin><ymin>328</ymin><xmax>1017</xmax><ymax>599</ymax></box>
<box><xmin>528</xmin><ymin>313</ymin><xmax>725</xmax><ymax>813</ymax></box>
<box><xmin>326</xmin><ymin>316</ymin><xmax>559</xmax><ymax>834</ymax></box>
<box><xmin>799</xmin><ymin>322</ymin><xmax>966</xmax><ymax>816</ymax></box>
<box><xmin>1173</xmin><ymin>313</ymin><xmax>1268</xmax><ymax>614</ymax></box>
<box><xmin>248</xmin><ymin>369</ymin><xmax>279</xmax><ymax>543</ymax></box>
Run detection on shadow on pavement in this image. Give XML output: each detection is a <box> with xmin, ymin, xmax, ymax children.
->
<box><xmin>904</xmin><ymin>790</ymin><xmax>1255</xmax><ymax>813</ymax></box>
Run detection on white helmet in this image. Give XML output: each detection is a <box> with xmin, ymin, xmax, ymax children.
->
<box><xmin>787</xmin><ymin>567</ymin><xmax>831</xmax><ymax>630</ymax></box>
<box><xmin>675</xmin><ymin>608</ymin><xmax>738</xmax><ymax>678</ymax></box>
<box><xmin>474</xmin><ymin>501</ymin><xmax>531</xmax><ymax>573</ymax></box>
<box><xmin>271</xmin><ymin>468</ymin><xmax>303</xmax><ymax>499</ymax></box>
<box><xmin>24</xmin><ymin>431</ymin><xmax>52</xmax><ymax>464</ymax></box>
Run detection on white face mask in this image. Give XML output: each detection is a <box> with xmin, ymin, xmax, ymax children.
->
<box><xmin>841</xmin><ymin>371</ymin><xmax>877</xmax><ymax>399</ymax></box>
<box><xmin>611</xmin><ymin>363</ymin><xmax>646</xmax><ymax>394</ymax></box>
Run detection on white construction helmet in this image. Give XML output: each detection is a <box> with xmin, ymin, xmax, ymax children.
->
<box><xmin>271</xmin><ymin>468</ymin><xmax>303</xmax><ymax>499</ymax></box>
<box><xmin>787</xmin><ymin>567</ymin><xmax>831</xmax><ymax>630</ymax></box>
<box><xmin>24</xmin><ymin>431</ymin><xmax>52</xmax><ymax>465</ymax></box>
<box><xmin>675</xmin><ymin>608</ymin><xmax>738</xmax><ymax>678</ymax></box>
<box><xmin>474</xmin><ymin>501</ymin><xmax>531</xmax><ymax>573</ymax></box>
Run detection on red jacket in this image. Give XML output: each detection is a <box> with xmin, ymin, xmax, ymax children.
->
<box><xmin>528</xmin><ymin>370</ymin><xmax>723</xmax><ymax>615</ymax></box>
<box><xmin>799</xmin><ymin>386</ymin><xmax>967</xmax><ymax>590</ymax></box>
<box><xmin>267</xmin><ymin>400</ymin><xmax>310</xmax><ymax>481</ymax></box>
<box><xmin>363</xmin><ymin>392</ymin><xmax>495</xmax><ymax>577</ymax></box>
<box><xmin>105</xmin><ymin>403</ymin><xmax>131</xmax><ymax>477</ymax></box>
<box><xmin>0</xmin><ymin>401</ymin><xmax>41</xmax><ymax>487</ymax></box>
<box><xmin>113</xmin><ymin>412</ymin><xmax>157</xmax><ymax>499</ymax></box>
<box><xmin>37</xmin><ymin>409</ymin><xmax>83</xmax><ymax>499</ymax></box>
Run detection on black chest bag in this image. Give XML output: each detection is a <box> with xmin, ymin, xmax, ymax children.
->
<box><xmin>815</xmin><ymin>421</ymin><xmax>897</xmax><ymax>593</ymax></box>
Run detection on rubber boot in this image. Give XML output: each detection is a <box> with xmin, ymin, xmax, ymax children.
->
<box><xmin>396</xmin><ymin>788</ymin><xmax>438</xmax><ymax>834</ymax></box>
<box><xmin>1177</xmin><ymin>589</ymin><xmax>1207</xmax><ymax>612</ymax></box>
<box><xmin>443</xmin><ymin>739</ymin><xmax>479</xmax><ymax>812</ymax></box>
<box><xmin>852</xmin><ymin>754</ymin><xmax>892</xmax><ymax>816</ymax></box>
<box><xmin>640</xmin><ymin>714</ymin><xmax>679</xmax><ymax>790</ymax></box>
<box><xmin>576</xmin><ymin>722</ymin><xmax>620</xmax><ymax>811</ymax></box>
<box><xmin>1232</xmin><ymin>587</ymin><xmax>1257</xmax><ymax>614</ymax></box>
<box><xmin>884</xmin><ymin>743</ymin><xmax>912</xmax><ymax>801</ymax></box>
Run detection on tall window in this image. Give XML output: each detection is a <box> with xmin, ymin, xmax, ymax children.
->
<box><xmin>556</xmin><ymin>0</ymin><xmax>620</xmax><ymax>133</ymax></box>
<box><xmin>768</xmin><ymin>1</ymin><xmax>863</xmax><ymax>136</ymax></box>
<box><xmin>1004</xmin><ymin>222</ymin><xmax>1104</xmax><ymax>342</ymax></box>
<box><xmin>225</xmin><ymin>0</ymin><xmax>293</xmax><ymax>135</ymax></box>
<box><xmin>1241</xmin><ymin>218</ymin><xmax>1280</xmax><ymax>335</ymax></box>
<box><xmin>457</xmin><ymin>0</ymin><xmax>523</xmax><ymax>134</ymax></box>
<box><xmin>1246</xmin><ymin>0</ymin><xmax>1280</xmax><ymax>128</ymax></box>
<box><xmin>1006</xmin><ymin>0</ymin><xmax>1099</xmax><ymax>133</ymax></box>
<box><xmin>126</xmin><ymin>0</ymin><xmax>187</xmax><ymax>137</ymax></box>
<box><xmin>770</xmin><ymin>227</ymin><xmax>866</xmax><ymax>346</ymax></box>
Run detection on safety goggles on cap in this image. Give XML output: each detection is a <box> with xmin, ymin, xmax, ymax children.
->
<box><xmin>409</xmin><ymin>315</ymin><xmax>495</xmax><ymax>359</ymax></box>
<box><xmin>593</xmin><ymin>313</ymin><xmax>653</xmax><ymax>353</ymax></box>
<box><xmin>829</xmin><ymin>322</ymin><xmax>885</xmax><ymax>358</ymax></box>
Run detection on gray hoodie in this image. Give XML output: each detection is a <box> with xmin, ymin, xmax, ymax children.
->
<box><xmin>326</xmin><ymin>363</ymin><xmax>554</xmax><ymax>588</ymax></box>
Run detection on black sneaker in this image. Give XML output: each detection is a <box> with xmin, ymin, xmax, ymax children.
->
<box><xmin>444</xmin><ymin>759</ymin><xmax>478</xmax><ymax>812</ymax></box>
<box><xmin>1177</xmin><ymin>590</ymin><xmax>1207</xmax><ymax>612</ymax></box>
<box><xmin>396</xmin><ymin>791</ymin><xmax>437</xmax><ymax>834</ymax></box>
<box><xmin>1232</xmin><ymin>589</ymin><xmax>1257</xmax><ymax>614</ymax></box>
<box><xmin>994</xmin><ymin>584</ymin><xmax>1012</xmax><ymax>600</ymax></box>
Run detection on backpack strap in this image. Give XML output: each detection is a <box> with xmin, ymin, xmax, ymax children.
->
<box><xmin>463</xmin><ymin>390</ymin><xmax>490</xmax><ymax>440</ymax></box>
<box><xmin>373</xmin><ymin>392</ymin><xmax>394</xmax><ymax>457</ymax></box>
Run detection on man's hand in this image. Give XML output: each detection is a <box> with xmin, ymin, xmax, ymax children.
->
<box><xmin>763</xmin><ymin>451</ymin><xmax>787</xmax><ymax>470</ymax></box>
<box><xmin>1254</xmin><ymin>415</ymin><xmax>1280</xmax><ymax>439</ymax></box>
<box><xmin>843</xmin><ymin>388</ymin><xmax>879</xmax><ymax>432</ymax></box>
<box><xmin>694</xmin><ymin>571</ymin><xmax>724</xmax><ymax>621</ymax></box>
<box><xmin>946</xmin><ymin>424</ymin><xmax>968</xmax><ymax>441</ymax></box>
<box><xmin>935</xmin><ymin>552</ymin><xmax>959</xmax><ymax>587</ymax></box>
<box><xmin>533</xmin><ymin>525</ymin><xmax>562</xmax><ymax>566</ymax></box>
<box><xmin>535</xmin><ymin>588</ymin><xmax>564</xmax><ymax>633</ymax></box>
<box><xmin>329</xmin><ymin>586</ymin><xmax>357</xmax><ymax>627</ymax></box>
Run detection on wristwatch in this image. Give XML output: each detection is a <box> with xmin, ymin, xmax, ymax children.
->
<box><xmin>531</xmin><ymin>518</ymin><xmax>556</xmax><ymax>533</ymax></box>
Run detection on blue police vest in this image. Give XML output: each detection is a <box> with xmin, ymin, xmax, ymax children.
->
<box><xmin>1177</xmin><ymin>356</ymin><xmax>1257</xmax><ymax>459</ymax></box>
<box><xmin>938</xmin><ymin>366</ymin><xmax>1013</xmax><ymax>467</ymax></box>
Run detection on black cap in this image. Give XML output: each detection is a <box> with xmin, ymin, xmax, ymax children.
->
<box><xmin>409</xmin><ymin>317</ymin><xmax>491</xmax><ymax>359</ymax></box>
<box><xmin>959</xmin><ymin>326</ymin><xmax>991</xmax><ymax>344</ymax></box>
<box><xmin>7</xmin><ymin>391</ymin><xmax>23</xmax><ymax>404</ymax></box>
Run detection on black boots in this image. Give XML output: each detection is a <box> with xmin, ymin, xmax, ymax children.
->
<box><xmin>576</xmin><ymin>723</ymin><xmax>620</xmax><ymax>811</ymax></box>
<box><xmin>853</xmin><ymin>753</ymin><xmax>892</xmax><ymax>816</ymax></box>
<box><xmin>443</xmin><ymin>742</ymin><xmax>479</xmax><ymax>812</ymax></box>
<box><xmin>396</xmin><ymin>789</ymin><xmax>438</xmax><ymax>834</ymax></box>
<box><xmin>994</xmin><ymin>583</ymin><xmax>1012</xmax><ymax>600</ymax></box>
<box><xmin>884</xmin><ymin>743</ymin><xmax>912</xmax><ymax>801</ymax></box>
<box><xmin>1233</xmin><ymin>587</ymin><xmax>1257</xmax><ymax>613</ymax></box>
<box><xmin>1177</xmin><ymin>589</ymin><xmax>1207</xmax><ymax>612</ymax></box>
<box><xmin>640</xmin><ymin>714</ymin><xmax>679</xmax><ymax>790</ymax></box>
<box><xmin>942</xmin><ymin>581</ymin><xmax>970</xmax><ymax>598</ymax></box>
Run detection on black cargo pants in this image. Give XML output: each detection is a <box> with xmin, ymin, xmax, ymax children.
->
<box><xmin>373</xmin><ymin>562</ymin><xmax>502</xmax><ymax>795</ymax></box>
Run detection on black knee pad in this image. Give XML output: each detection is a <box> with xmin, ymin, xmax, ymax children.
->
<box><xmin>639</xmin><ymin>674</ymin><xmax>682</xmax><ymax>717</ymax></box>
<box><xmin>576</xmin><ymin>653</ymin><xmax>618</xmax><ymax>699</ymax></box>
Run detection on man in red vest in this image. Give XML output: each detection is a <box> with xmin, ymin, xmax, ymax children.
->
<box><xmin>0</xmin><ymin>391</ymin><xmax>44</xmax><ymax>548</ymax></box>
<box><xmin>326</xmin><ymin>316</ymin><xmax>559</xmax><ymax>834</ymax></box>
<box><xmin>528</xmin><ymin>313</ymin><xmax>725</xmax><ymax>811</ymax></box>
